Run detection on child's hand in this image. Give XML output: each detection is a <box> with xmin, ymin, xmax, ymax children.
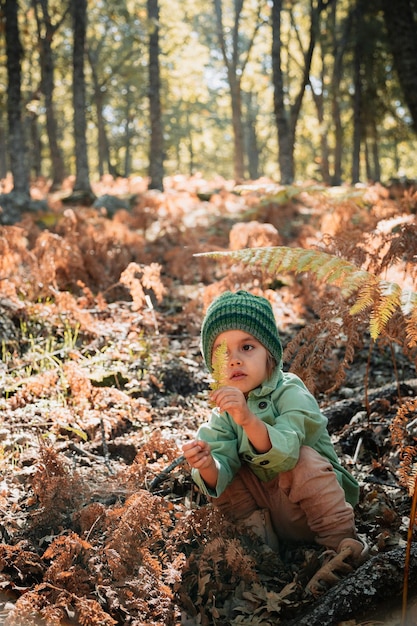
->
<box><xmin>182</xmin><ymin>439</ymin><xmax>214</xmax><ymax>470</ymax></box>
<box><xmin>210</xmin><ymin>386</ymin><xmax>253</xmax><ymax>426</ymax></box>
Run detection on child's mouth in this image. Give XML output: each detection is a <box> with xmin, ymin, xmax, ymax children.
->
<box><xmin>231</xmin><ymin>371</ymin><xmax>246</xmax><ymax>380</ymax></box>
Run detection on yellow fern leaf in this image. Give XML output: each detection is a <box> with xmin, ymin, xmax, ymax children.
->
<box><xmin>349</xmin><ymin>280</ymin><xmax>379</xmax><ymax>316</ymax></box>
<box><xmin>210</xmin><ymin>340</ymin><xmax>228</xmax><ymax>391</ymax></box>
<box><xmin>369</xmin><ymin>281</ymin><xmax>402</xmax><ymax>339</ymax></box>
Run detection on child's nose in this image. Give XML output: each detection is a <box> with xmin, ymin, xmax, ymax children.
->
<box><xmin>229</xmin><ymin>351</ymin><xmax>242</xmax><ymax>365</ymax></box>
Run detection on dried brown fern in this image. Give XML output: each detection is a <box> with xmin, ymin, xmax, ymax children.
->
<box><xmin>390</xmin><ymin>398</ymin><xmax>417</xmax><ymax>495</ymax></box>
<box><xmin>373</xmin><ymin>223</ymin><xmax>417</xmax><ymax>281</ymax></box>
<box><xmin>98</xmin><ymin>491</ymin><xmax>180</xmax><ymax>624</ymax></box>
<box><xmin>283</xmin><ymin>287</ymin><xmax>366</xmax><ymax>393</ymax></box>
<box><xmin>29</xmin><ymin>445</ymin><xmax>86</xmax><ymax>535</ymax></box>
<box><xmin>7</xmin><ymin>370</ymin><xmax>60</xmax><ymax>410</ymax></box>
<box><xmin>119</xmin><ymin>262</ymin><xmax>166</xmax><ymax>311</ymax></box>
<box><xmin>43</xmin><ymin>533</ymin><xmax>93</xmax><ymax>596</ymax></box>
<box><xmin>0</xmin><ymin>542</ymin><xmax>45</xmax><ymax>582</ymax></box>
<box><xmin>389</xmin><ymin>397</ymin><xmax>417</xmax><ymax>623</ymax></box>
<box><xmin>120</xmin><ymin>429</ymin><xmax>182</xmax><ymax>490</ymax></box>
<box><xmin>198</xmin><ymin>536</ymin><xmax>258</xmax><ymax>591</ymax></box>
<box><xmin>104</xmin><ymin>491</ymin><xmax>173</xmax><ymax>577</ymax></box>
<box><xmin>3</xmin><ymin>583</ymin><xmax>117</xmax><ymax>626</ymax></box>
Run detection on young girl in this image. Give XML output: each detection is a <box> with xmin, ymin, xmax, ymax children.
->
<box><xmin>182</xmin><ymin>290</ymin><xmax>367</xmax><ymax>583</ymax></box>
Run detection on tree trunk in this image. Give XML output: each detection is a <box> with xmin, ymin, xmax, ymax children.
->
<box><xmin>147</xmin><ymin>0</ymin><xmax>164</xmax><ymax>191</ymax></box>
<box><xmin>272</xmin><ymin>0</ymin><xmax>325</xmax><ymax>184</ymax></box>
<box><xmin>244</xmin><ymin>91</ymin><xmax>260</xmax><ymax>181</ymax></box>
<box><xmin>381</xmin><ymin>0</ymin><xmax>417</xmax><ymax>133</ymax></box>
<box><xmin>213</xmin><ymin>0</ymin><xmax>264</xmax><ymax>183</ymax></box>
<box><xmin>33</xmin><ymin>0</ymin><xmax>67</xmax><ymax>190</ymax></box>
<box><xmin>213</xmin><ymin>0</ymin><xmax>245</xmax><ymax>182</ymax></box>
<box><xmin>123</xmin><ymin>92</ymin><xmax>134</xmax><ymax>178</ymax></box>
<box><xmin>0</xmin><ymin>121</ymin><xmax>7</xmax><ymax>179</ymax></box>
<box><xmin>329</xmin><ymin>4</ymin><xmax>353</xmax><ymax>185</ymax></box>
<box><xmin>368</xmin><ymin>118</ymin><xmax>381</xmax><ymax>183</ymax></box>
<box><xmin>330</xmin><ymin>4</ymin><xmax>353</xmax><ymax>185</ymax></box>
<box><xmin>229</xmin><ymin>74</ymin><xmax>245</xmax><ymax>182</ymax></box>
<box><xmin>4</xmin><ymin>0</ymin><xmax>30</xmax><ymax>197</ymax></box>
<box><xmin>309</xmin><ymin>73</ymin><xmax>330</xmax><ymax>185</ymax></box>
<box><xmin>71</xmin><ymin>0</ymin><xmax>94</xmax><ymax>201</ymax></box>
<box><xmin>271</xmin><ymin>0</ymin><xmax>293</xmax><ymax>184</ymax></box>
<box><xmin>88</xmin><ymin>51</ymin><xmax>117</xmax><ymax>179</ymax></box>
<box><xmin>28</xmin><ymin>111</ymin><xmax>42</xmax><ymax>178</ymax></box>
<box><xmin>351</xmin><ymin>1</ymin><xmax>362</xmax><ymax>184</ymax></box>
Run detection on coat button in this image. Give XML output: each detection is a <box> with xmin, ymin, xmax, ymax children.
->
<box><xmin>258</xmin><ymin>401</ymin><xmax>268</xmax><ymax>409</ymax></box>
<box><xmin>260</xmin><ymin>460</ymin><xmax>269</xmax><ymax>466</ymax></box>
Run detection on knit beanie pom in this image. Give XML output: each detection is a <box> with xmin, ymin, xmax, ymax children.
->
<box><xmin>201</xmin><ymin>290</ymin><xmax>283</xmax><ymax>370</ymax></box>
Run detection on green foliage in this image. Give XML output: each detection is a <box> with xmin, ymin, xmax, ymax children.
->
<box><xmin>197</xmin><ymin>246</ymin><xmax>417</xmax><ymax>344</ymax></box>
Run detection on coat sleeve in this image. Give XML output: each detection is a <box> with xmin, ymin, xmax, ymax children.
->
<box><xmin>244</xmin><ymin>374</ymin><xmax>328</xmax><ymax>474</ymax></box>
<box><xmin>191</xmin><ymin>409</ymin><xmax>242</xmax><ymax>497</ymax></box>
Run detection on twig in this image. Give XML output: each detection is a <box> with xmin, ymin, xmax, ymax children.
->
<box><xmin>68</xmin><ymin>442</ymin><xmax>101</xmax><ymax>460</ymax></box>
<box><xmin>68</xmin><ymin>441</ymin><xmax>114</xmax><ymax>475</ymax></box>
<box><xmin>352</xmin><ymin>435</ymin><xmax>363</xmax><ymax>464</ymax></box>
<box><xmin>100</xmin><ymin>417</ymin><xmax>114</xmax><ymax>475</ymax></box>
<box><xmin>148</xmin><ymin>454</ymin><xmax>185</xmax><ymax>491</ymax></box>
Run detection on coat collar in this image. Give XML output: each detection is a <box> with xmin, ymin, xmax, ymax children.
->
<box><xmin>248</xmin><ymin>365</ymin><xmax>283</xmax><ymax>398</ymax></box>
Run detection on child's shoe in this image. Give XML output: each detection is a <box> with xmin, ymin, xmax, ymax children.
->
<box><xmin>306</xmin><ymin>537</ymin><xmax>369</xmax><ymax>596</ymax></box>
<box><xmin>336</xmin><ymin>537</ymin><xmax>369</xmax><ymax>566</ymax></box>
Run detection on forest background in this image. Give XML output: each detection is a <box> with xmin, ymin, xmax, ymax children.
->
<box><xmin>1</xmin><ymin>0</ymin><xmax>417</xmax><ymax>211</ymax></box>
<box><xmin>1</xmin><ymin>1</ymin><xmax>417</xmax><ymax>625</ymax></box>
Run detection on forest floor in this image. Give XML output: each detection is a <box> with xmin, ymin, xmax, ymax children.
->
<box><xmin>0</xmin><ymin>175</ymin><xmax>417</xmax><ymax>626</ymax></box>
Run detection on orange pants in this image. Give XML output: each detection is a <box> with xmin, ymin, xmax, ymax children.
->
<box><xmin>211</xmin><ymin>446</ymin><xmax>357</xmax><ymax>550</ymax></box>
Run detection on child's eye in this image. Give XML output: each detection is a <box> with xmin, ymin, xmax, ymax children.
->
<box><xmin>242</xmin><ymin>344</ymin><xmax>254</xmax><ymax>351</ymax></box>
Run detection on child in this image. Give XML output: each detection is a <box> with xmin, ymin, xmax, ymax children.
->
<box><xmin>182</xmin><ymin>290</ymin><xmax>367</xmax><ymax>586</ymax></box>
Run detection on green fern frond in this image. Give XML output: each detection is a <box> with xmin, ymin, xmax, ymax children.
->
<box><xmin>197</xmin><ymin>246</ymin><xmax>372</xmax><ymax>297</ymax></box>
<box><xmin>195</xmin><ymin>246</ymin><xmax>417</xmax><ymax>341</ymax></box>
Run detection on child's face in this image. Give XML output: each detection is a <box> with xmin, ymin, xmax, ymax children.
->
<box><xmin>212</xmin><ymin>329</ymin><xmax>269</xmax><ymax>395</ymax></box>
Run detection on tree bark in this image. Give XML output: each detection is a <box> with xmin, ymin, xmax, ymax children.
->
<box><xmin>0</xmin><ymin>121</ymin><xmax>7</xmax><ymax>179</ymax></box>
<box><xmin>244</xmin><ymin>91</ymin><xmax>260</xmax><ymax>180</ymax></box>
<box><xmin>330</xmin><ymin>4</ymin><xmax>353</xmax><ymax>185</ymax></box>
<box><xmin>88</xmin><ymin>51</ymin><xmax>117</xmax><ymax>179</ymax></box>
<box><xmin>4</xmin><ymin>0</ymin><xmax>30</xmax><ymax>197</ymax></box>
<box><xmin>213</xmin><ymin>0</ymin><xmax>245</xmax><ymax>182</ymax></box>
<box><xmin>282</xmin><ymin>546</ymin><xmax>417</xmax><ymax>626</ymax></box>
<box><xmin>147</xmin><ymin>0</ymin><xmax>164</xmax><ymax>191</ymax></box>
<box><xmin>71</xmin><ymin>0</ymin><xmax>94</xmax><ymax>200</ymax></box>
<box><xmin>381</xmin><ymin>0</ymin><xmax>417</xmax><ymax>133</ymax></box>
<box><xmin>272</xmin><ymin>0</ymin><xmax>327</xmax><ymax>184</ymax></box>
<box><xmin>33</xmin><ymin>0</ymin><xmax>68</xmax><ymax>189</ymax></box>
<box><xmin>351</xmin><ymin>0</ymin><xmax>363</xmax><ymax>184</ymax></box>
<box><xmin>213</xmin><ymin>0</ymin><xmax>264</xmax><ymax>183</ymax></box>
<box><xmin>271</xmin><ymin>0</ymin><xmax>293</xmax><ymax>184</ymax></box>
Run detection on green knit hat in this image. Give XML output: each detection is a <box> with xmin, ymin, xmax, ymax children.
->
<box><xmin>201</xmin><ymin>290</ymin><xmax>283</xmax><ymax>370</ymax></box>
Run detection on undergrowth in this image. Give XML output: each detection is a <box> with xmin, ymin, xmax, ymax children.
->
<box><xmin>0</xmin><ymin>181</ymin><xmax>416</xmax><ymax>624</ymax></box>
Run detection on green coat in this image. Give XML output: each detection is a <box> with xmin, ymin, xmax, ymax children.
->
<box><xmin>192</xmin><ymin>367</ymin><xmax>359</xmax><ymax>506</ymax></box>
